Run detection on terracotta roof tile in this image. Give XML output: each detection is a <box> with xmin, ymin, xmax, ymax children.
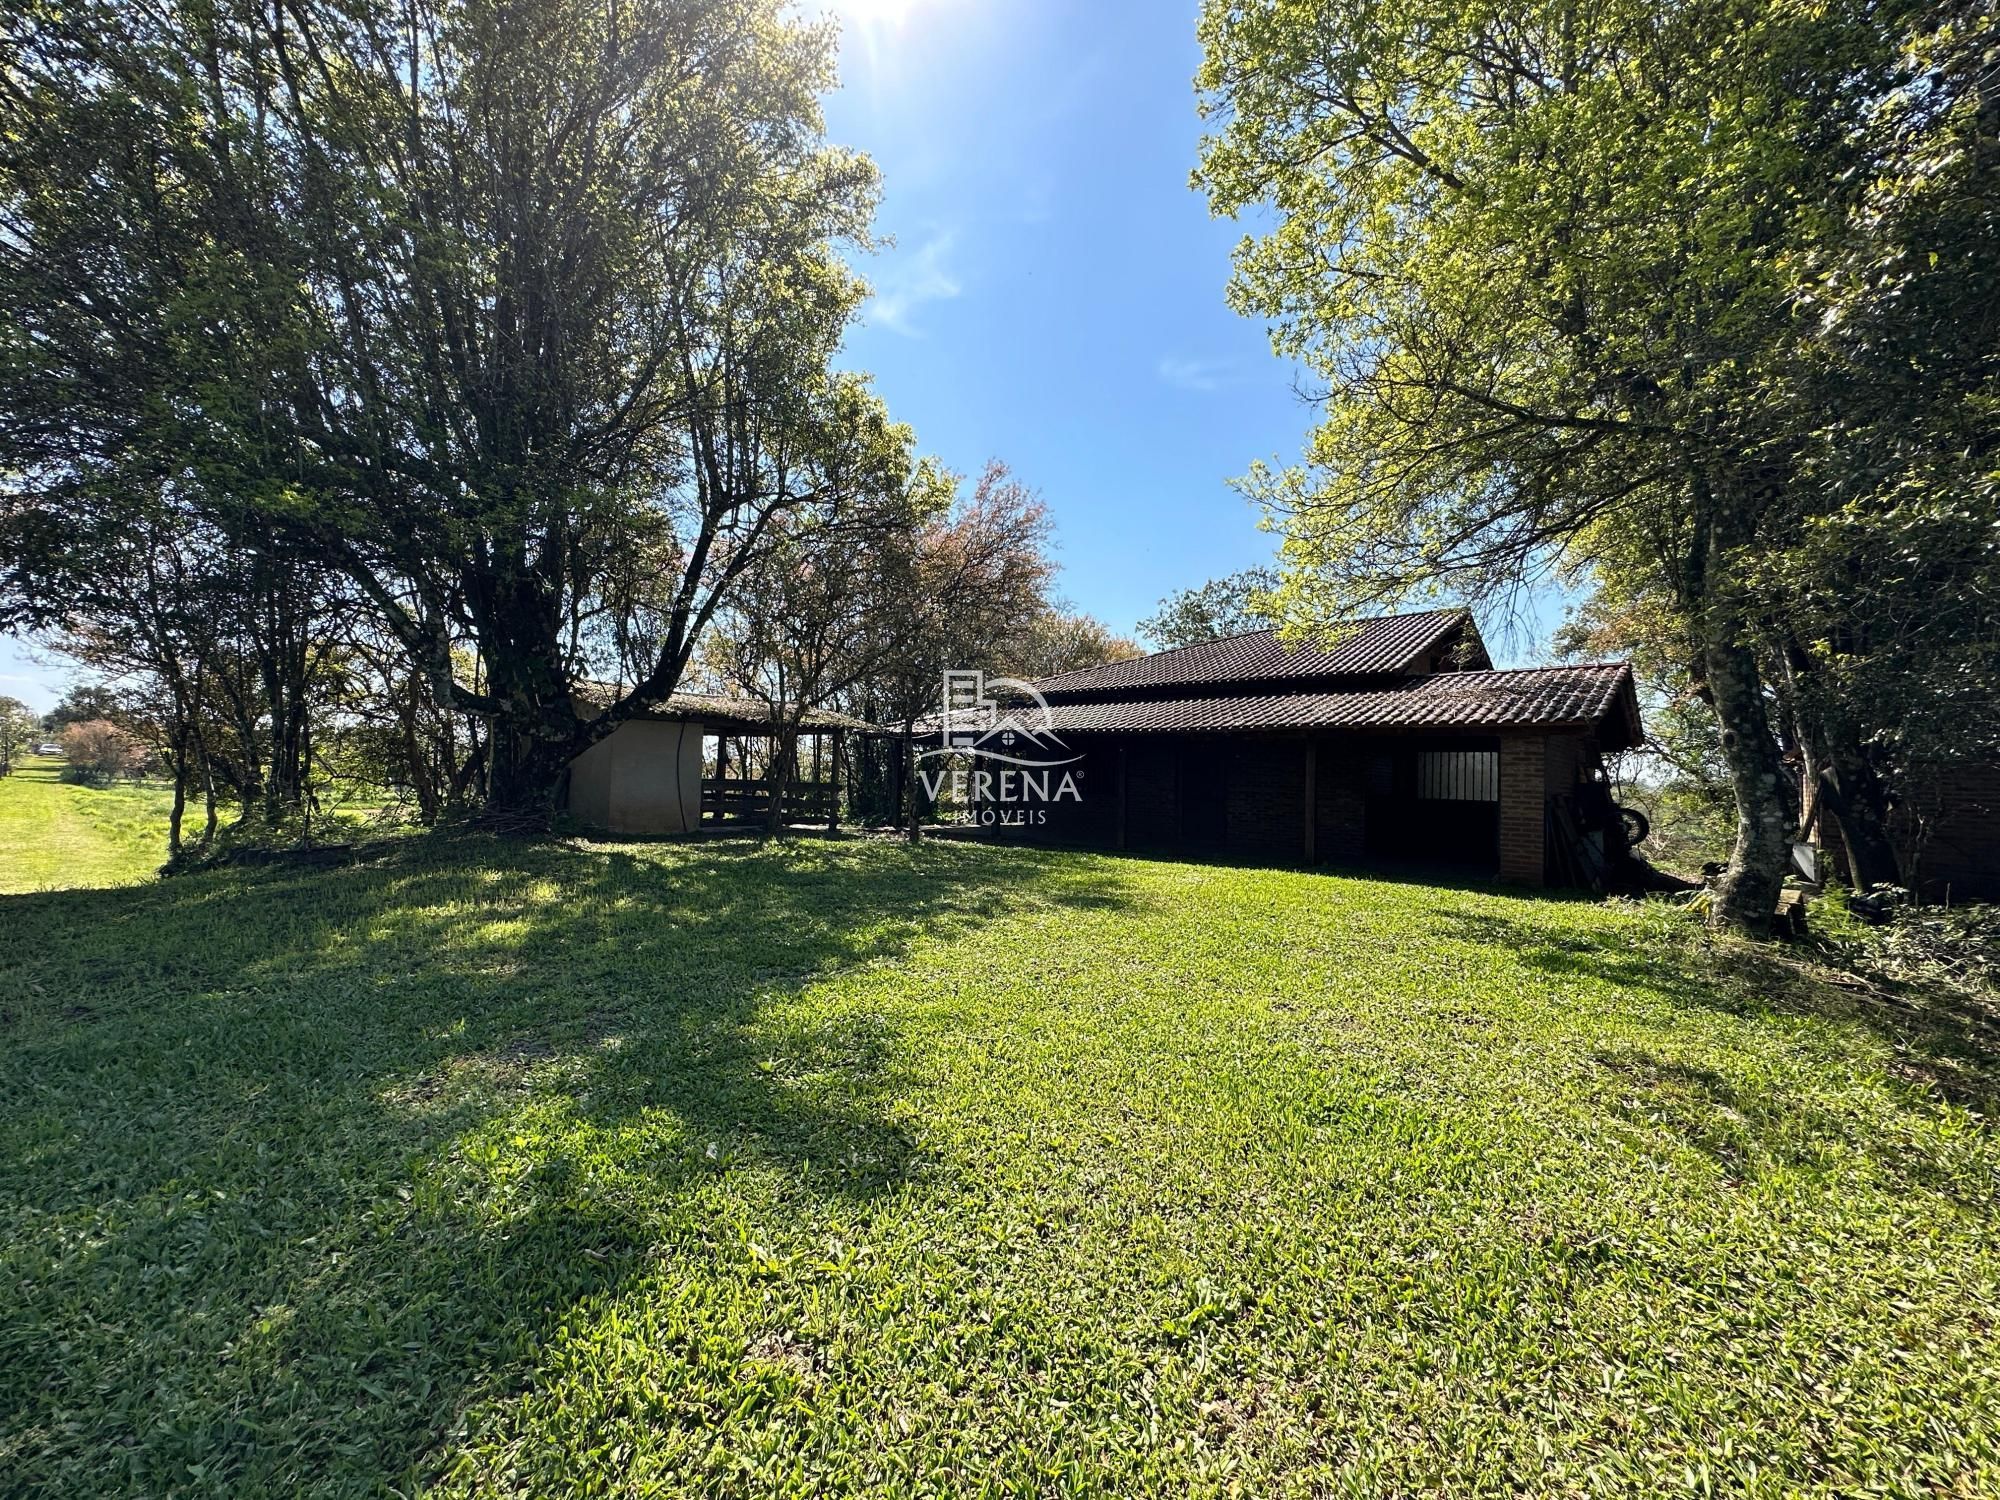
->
<box><xmin>917</xmin><ymin>664</ymin><xmax>1640</xmax><ymax>745</ymax></box>
<box><xmin>575</xmin><ymin>684</ymin><xmax>873</xmax><ymax>732</ymax></box>
<box><xmin>1026</xmin><ymin>610</ymin><xmax>1481</xmax><ymax>699</ymax></box>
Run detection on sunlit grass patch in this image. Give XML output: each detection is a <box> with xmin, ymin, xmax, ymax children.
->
<box><xmin>0</xmin><ymin>755</ymin><xmax>176</xmax><ymax>892</ymax></box>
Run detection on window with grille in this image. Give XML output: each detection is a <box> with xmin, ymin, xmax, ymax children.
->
<box><xmin>1417</xmin><ymin>750</ymin><xmax>1499</xmax><ymax>802</ymax></box>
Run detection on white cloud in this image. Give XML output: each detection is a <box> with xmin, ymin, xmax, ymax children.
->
<box><xmin>866</xmin><ymin>230</ymin><xmax>961</xmax><ymax>337</ymax></box>
<box><xmin>1156</xmin><ymin>356</ymin><xmax>1244</xmax><ymax>394</ymax></box>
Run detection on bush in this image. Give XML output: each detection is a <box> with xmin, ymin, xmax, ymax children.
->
<box><xmin>1811</xmin><ymin>885</ymin><xmax>2000</xmax><ymax>1000</ymax></box>
<box><xmin>57</xmin><ymin>719</ymin><xmax>148</xmax><ymax>786</ymax></box>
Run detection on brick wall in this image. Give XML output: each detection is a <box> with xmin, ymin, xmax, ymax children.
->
<box><xmin>1544</xmin><ymin>733</ymin><xmax>1587</xmax><ymax>799</ymax></box>
<box><xmin>1225</xmin><ymin>737</ymin><xmax>1311</xmax><ymax>863</ymax></box>
<box><xmin>1314</xmin><ymin>739</ymin><xmax>1369</xmax><ymax>865</ymax></box>
<box><xmin>1125</xmin><ymin>738</ymin><xmax>1180</xmax><ymax>851</ymax></box>
<box><xmin>1905</xmin><ymin>761</ymin><xmax>2000</xmax><ymax>901</ymax></box>
<box><xmin>1498</xmin><ymin>734</ymin><xmax>1548</xmax><ymax>885</ymax></box>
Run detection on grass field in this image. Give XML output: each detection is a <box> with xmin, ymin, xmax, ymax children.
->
<box><xmin>1</xmin><ymin>832</ymin><xmax>1995</xmax><ymax>1496</ymax></box>
<box><xmin>0</xmin><ymin>754</ymin><xmax>176</xmax><ymax>893</ymax></box>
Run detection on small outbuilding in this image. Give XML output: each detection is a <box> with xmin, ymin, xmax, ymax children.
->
<box><xmin>566</xmin><ymin>691</ymin><xmax>871</xmax><ymax>836</ymax></box>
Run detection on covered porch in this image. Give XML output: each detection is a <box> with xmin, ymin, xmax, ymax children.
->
<box><xmin>701</xmin><ymin>716</ymin><xmax>851</xmax><ymax>829</ymax></box>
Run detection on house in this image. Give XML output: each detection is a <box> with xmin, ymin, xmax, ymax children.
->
<box><xmin>911</xmin><ymin>609</ymin><xmax>1645</xmax><ymax>888</ymax></box>
<box><xmin>566</xmin><ymin>690</ymin><xmax>870</xmax><ymax>835</ymax></box>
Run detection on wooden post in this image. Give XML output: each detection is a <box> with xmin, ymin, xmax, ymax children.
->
<box><xmin>828</xmin><ymin>729</ymin><xmax>842</xmax><ymax>831</ymax></box>
<box><xmin>1116</xmin><ymin>741</ymin><xmax>1128</xmax><ymax>851</ymax></box>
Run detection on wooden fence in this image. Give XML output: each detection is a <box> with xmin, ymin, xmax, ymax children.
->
<box><xmin>701</xmin><ymin>777</ymin><xmax>839</xmax><ymax>825</ymax></box>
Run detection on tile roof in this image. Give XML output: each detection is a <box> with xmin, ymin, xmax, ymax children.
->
<box><xmin>1025</xmin><ymin>610</ymin><xmax>1482</xmax><ymax>700</ymax></box>
<box><xmin>575</xmin><ymin>685</ymin><xmax>873</xmax><ymax>732</ymax></box>
<box><xmin>645</xmin><ymin>692</ymin><xmax>875</xmax><ymax>732</ymax></box>
<box><xmin>919</xmin><ymin>664</ymin><xmax>1640</xmax><ymax>745</ymax></box>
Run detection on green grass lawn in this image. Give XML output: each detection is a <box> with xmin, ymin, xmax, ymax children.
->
<box><xmin>1</xmin><ymin>836</ymin><xmax>1995</xmax><ymax>1496</ymax></box>
<box><xmin>0</xmin><ymin>755</ymin><xmax>176</xmax><ymax>893</ymax></box>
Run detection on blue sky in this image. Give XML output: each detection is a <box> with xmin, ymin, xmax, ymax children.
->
<box><xmin>0</xmin><ymin>0</ymin><xmax>1552</xmax><ymax>715</ymax></box>
<box><xmin>820</xmin><ymin>0</ymin><xmax>1299</xmax><ymax>635</ymax></box>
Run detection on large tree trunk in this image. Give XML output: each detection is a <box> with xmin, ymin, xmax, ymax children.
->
<box><xmin>473</xmin><ymin>582</ymin><xmax>586</xmax><ymax>824</ymax></box>
<box><xmin>764</xmin><ymin>729</ymin><xmax>798</xmax><ymax>839</ymax></box>
<box><xmin>167</xmin><ymin>730</ymin><xmax>187</xmax><ymax>858</ymax></box>
<box><xmin>482</xmin><ymin>721</ymin><xmax>575</xmax><ymax>824</ymax></box>
<box><xmin>1700</xmin><ymin>623</ymin><xmax>1793</xmax><ymax>934</ymax></box>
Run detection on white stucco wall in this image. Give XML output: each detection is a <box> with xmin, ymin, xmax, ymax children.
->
<box><xmin>567</xmin><ymin>719</ymin><xmax>704</xmax><ymax>834</ymax></box>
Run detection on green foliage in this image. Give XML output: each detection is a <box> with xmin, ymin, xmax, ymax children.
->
<box><xmin>2</xmin><ymin>838</ymin><xmax>1997</xmax><ymax>1493</ymax></box>
<box><xmin>40</xmin><ymin>685</ymin><xmax>123</xmax><ymax>732</ymax></box>
<box><xmin>55</xmin><ymin>718</ymin><xmax>149</xmax><ymax>786</ymax></box>
<box><xmin>1192</xmin><ymin>0</ymin><xmax>1999</xmax><ymax>923</ymax></box>
<box><xmin>1137</xmin><ymin>567</ymin><xmax>1278</xmax><ymax>650</ymax></box>
<box><xmin>1196</xmin><ymin>0</ymin><xmax>1865</xmax><ymax>606</ymax></box>
<box><xmin>1813</xmin><ymin>885</ymin><xmax>2000</xmax><ymax>1004</ymax></box>
<box><xmin>0</xmin><ymin>694</ymin><xmax>29</xmax><ymax>774</ymax></box>
<box><xmin>1003</xmin><ymin>607</ymin><xmax>1142</xmax><ymax>679</ymax></box>
<box><xmin>0</xmin><ymin>0</ymin><xmax>910</xmax><ymax>813</ymax></box>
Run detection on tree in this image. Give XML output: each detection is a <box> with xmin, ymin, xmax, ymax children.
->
<box><xmin>1138</xmin><ymin>568</ymin><xmax>1277</xmax><ymax>649</ymax></box>
<box><xmin>696</xmin><ymin>454</ymin><xmax>1087</xmax><ymax>841</ymax></box>
<box><xmin>703</xmin><ymin>465</ymin><xmax>942</xmax><ymax>834</ymax></box>
<box><xmin>1194</xmin><ymin>0</ymin><xmax>1954</xmax><ymax>931</ymax></box>
<box><xmin>42</xmin><ymin>686</ymin><xmax>124</xmax><ymax>733</ymax></box>
<box><xmin>325</xmin><ymin>634</ymin><xmax>488</xmax><ymax>827</ymax></box>
<box><xmin>853</xmin><ymin>462</ymin><xmax>1059</xmax><ymax>725</ymax></box>
<box><xmin>1749</xmin><ymin>6</ymin><xmax>2000</xmax><ymax>890</ymax></box>
<box><xmin>58</xmin><ymin>719</ymin><xmax>147</xmax><ymax>786</ymax></box>
<box><xmin>1</xmin><ymin>0</ymin><xmax>907</xmax><ymax>823</ymax></box>
<box><xmin>13</xmin><ymin>480</ymin><xmax>350</xmax><ymax>848</ymax></box>
<box><xmin>833</xmin><ymin>460</ymin><xmax>1059</xmax><ymax>836</ymax></box>
<box><xmin>0</xmin><ymin>696</ymin><xmax>30</xmax><ymax>775</ymax></box>
<box><xmin>1005</xmin><ymin>609</ymin><xmax>1142</xmax><ymax>680</ymax></box>
<box><xmin>1554</xmin><ymin>576</ymin><xmax>1735</xmax><ymax>872</ymax></box>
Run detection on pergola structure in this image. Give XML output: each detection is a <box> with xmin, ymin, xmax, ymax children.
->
<box><xmin>692</xmin><ymin>693</ymin><xmax>868</xmax><ymax>828</ymax></box>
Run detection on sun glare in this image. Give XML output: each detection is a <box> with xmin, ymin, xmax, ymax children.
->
<box><xmin>830</xmin><ymin>0</ymin><xmax>932</xmax><ymax>29</ymax></box>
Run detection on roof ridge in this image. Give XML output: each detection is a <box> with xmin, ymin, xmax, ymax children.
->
<box><xmin>1024</xmin><ymin>626</ymin><xmax>1277</xmax><ymax>687</ymax></box>
<box><xmin>1026</xmin><ymin>606</ymin><xmax>1469</xmax><ymax>688</ymax></box>
<box><xmin>1431</xmin><ymin>660</ymin><xmax>1629</xmax><ymax>678</ymax></box>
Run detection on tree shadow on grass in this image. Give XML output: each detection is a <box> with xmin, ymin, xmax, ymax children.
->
<box><xmin>1433</xmin><ymin>905</ymin><xmax>2000</xmax><ymax>1198</ymax></box>
<box><xmin>0</xmin><ymin>834</ymin><xmax>1133</xmax><ymax>1496</ymax></box>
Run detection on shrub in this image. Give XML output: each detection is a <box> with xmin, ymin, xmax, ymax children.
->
<box><xmin>57</xmin><ymin>719</ymin><xmax>148</xmax><ymax>786</ymax></box>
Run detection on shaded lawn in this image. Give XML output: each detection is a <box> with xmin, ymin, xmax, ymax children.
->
<box><xmin>0</xmin><ymin>756</ymin><xmax>176</xmax><ymax>893</ymax></box>
<box><xmin>0</xmin><ymin>835</ymin><xmax>1995</xmax><ymax>1497</ymax></box>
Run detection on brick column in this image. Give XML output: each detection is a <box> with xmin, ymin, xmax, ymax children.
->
<box><xmin>1498</xmin><ymin>734</ymin><xmax>1548</xmax><ymax>886</ymax></box>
